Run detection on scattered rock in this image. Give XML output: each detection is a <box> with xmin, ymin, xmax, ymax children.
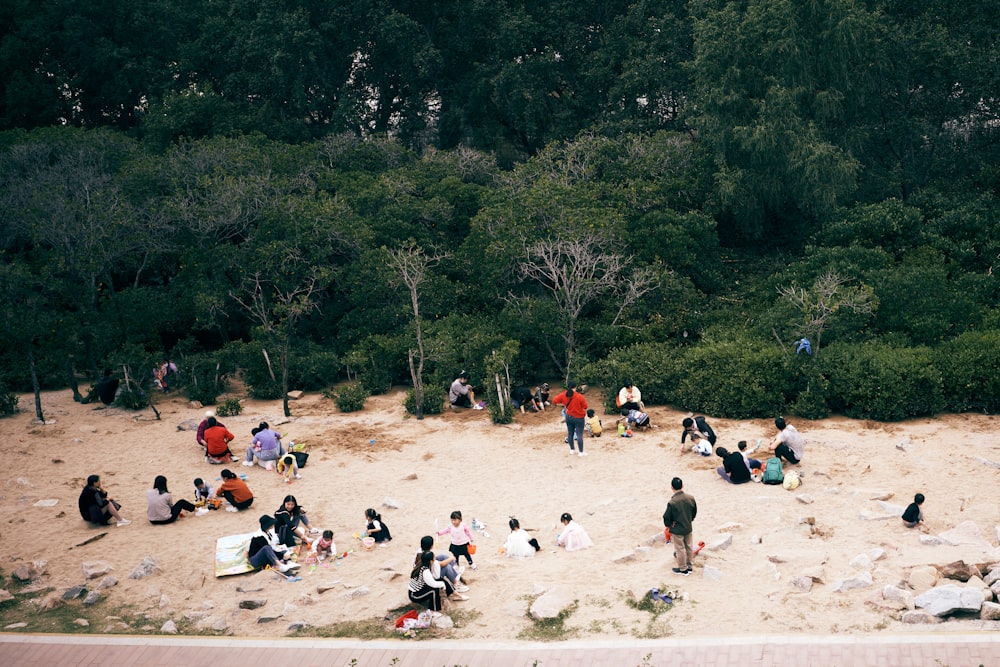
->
<box><xmin>800</xmin><ymin>566</ymin><xmax>826</xmax><ymax>584</ymax></box>
<box><xmin>859</xmin><ymin>511</ymin><xmax>897</xmax><ymax>521</ymax></box>
<box><xmin>876</xmin><ymin>501</ymin><xmax>906</xmax><ymax>515</ymax></box>
<box><xmin>938</xmin><ymin>560</ymin><xmax>981</xmax><ymax>582</ymax></box>
<box><xmin>749</xmin><ymin>535</ymin><xmax>762</xmax><ymax>544</ymax></box>
<box><xmin>130</xmin><ymin>556</ymin><xmax>159</xmax><ymax>580</ymax></box>
<box><xmin>849</xmin><ymin>554</ymin><xmax>874</xmax><ymax>571</ymax></box>
<box><xmin>36</xmin><ymin>592</ymin><xmax>63</xmax><ymax>611</ymax></box>
<box><xmin>919</xmin><ymin>535</ymin><xmax>944</xmax><ymax>546</ymax></box>
<box><xmin>790</xmin><ymin>576</ymin><xmax>813</xmax><ymax>592</ymax></box>
<box><xmin>833</xmin><ymin>572</ymin><xmax>873</xmax><ymax>592</ymax></box>
<box><xmin>4</xmin><ymin>622</ymin><xmax>28</xmax><ymax>629</ymax></box>
<box><xmin>0</xmin><ymin>590</ymin><xmax>13</xmax><ymax>603</ymax></box>
<box><xmin>796</xmin><ymin>494</ymin><xmax>815</xmax><ymax>504</ymax></box>
<box><xmin>382</xmin><ymin>497</ymin><xmax>401</xmax><ymax>509</ymax></box>
<box><xmin>377</xmin><ymin>570</ymin><xmax>401</xmax><ymax>582</ymax></box>
<box><xmin>286</xmin><ymin>390</ymin><xmax>304</xmax><ymax>400</ymax></box>
<box><xmin>907</xmin><ymin>565</ymin><xmax>939</xmax><ymax>592</ymax></box>
<box><xmin>701</xmin><ymin>566</ymin><xmax>723</xmax><ymax>581</ymax></box>
<box><xmin>183</xmin><ymin>611</ymin><xmax>210</xmax><ymax>620</ymax></box>
<box><xmin>868</xmin><ymin>548</ymin><xmax>887</xmax><ymax>562</ymax></box>
<box><xmin>258</xmin><ymin>616</ymin><xmax>281</xmax><ymax>623</ymax></box>
<box><xmin>62</xmin><ymin>586</ymin><xmax>88</xmax><ymax>601</ymax></box>
<box><xmin>239</xmin><ymin>599</ymin><xmax>267</xmax><ymax>610</ymax></box>
<box><xmin>287</xmin><ymin>621</ymin><xmax>309</xmax><ymax>631</ymax></box>
<box><xmin>97</xmin><ymin>576</ymin><xmax>118</xmax><ymax>590</ymax></box>
<box><xmin>82</xmin><ymin>561</ymin><xmax>113</xmax><ymax>580</ymax></box>
<box><xmin>82</xmin><ymin>591</ymin><xmax>101</xmax><ymax>606</ymax></box>
<box><xmin>402</xmin><ymin>473</ymin><xmax>418</xmax><ymax>481</ymax></box>
<box><xmin>177</xmin><ymin>418</ymin><xmax>200</xmax><ymax>430</ymax></box>
<box><xmin>161</xmin><ymin>620</ymin><xmax>178</xmax><ymax>634</ymax></box>
<box><xmin>529</xmin><ymin>588</ymin><xmax>572</xmax><ymax>620</ymax></box>
<box><xmin>767</xmin><ymin>555</ymin><xmax>789</xmax><ymax>564</ymax></box>
<box><xmin>73</xmin><ymin>618</ymin><xmax>89</xmax><ymax>627</ymax></box>
<box><xmin>901</xmin><ymin>610</ymin><xmax>939</xmax><ymax>624</ymax></box>
<box><xmin>13</xmin><ymin>562</ymin><xmax>43</xmax><ymax>582</ymax></box>
<box><xmin>159</xmin><ymin>594</ymin><xmax>171</xmax><ymax>608</ymax></box>
<box><xmin>883</xmin><ymin>585</ymin><xmax>915</xmax><ymax>610</ymax></box>
<box><xmin>984</xmin><ymin>566</ymin><xmax>1000</xmax><ymax>586</ymax></box>
<box><xmin>343</xmin><ymin>586</ymin><xmax>370</xmax><ymax>600</ymax></box>
<box><xmin>316</xmin><ymin>581</ymin><xmax>341</xmax><ymax>593</ymax></box>
<box><xmin>938</xmin><ymin>522</ymin><xmax>989</xmax><ymax>548</ymax></box>
<box><xmin>705</xmin><ymin>534</ymin><xmax>732</xmax><ymax>551</ymax></box>
<box><xmin>714</xmin><ymin>522</ymin><xmax>743</xmax><ymax>533</ymax></box>
<box><xmin>613</xmin><ymin>551</ymin><xmax>637</xmax><ymax>564</ymax></box>
<box><xmin>869</xmin><ymin>492</ymin><xmax>894</xmax><ymax>501</ymax></box>
<box><xmin>914</xmin><ymin>584</ymin><xmax>985</xmax><ymax>617</ymax></box>
<box><xmin>981</xmin><ymin>601</ymin><xmax>1000</xmax><ymax>621</ymax></box>
<box><xmin>431</xmin><ymin>614</ymin><xmax>454</xmax><ymax>629</ymax></box>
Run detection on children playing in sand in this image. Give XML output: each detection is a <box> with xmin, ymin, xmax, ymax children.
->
<box><xmin>365</xmin><ymin>508</ymin><xmax>392</xmax><ymax>545</ymax></box>
<box><xmin>556</xmin><ymin>512</ymin><xmax>593</xmax><ymax>551</ymax></box>
<box><xmin>436</xmin><ymin>510</ymin><xmax>476</xmax><ymax>569</ymax></box>
<box><xmin>902</xmin><ymin>493</ymin><xmax>925</xmax><ymax>528</ymax></box>
<box><xmin>503</xmin><ymin>517</ymin><xmax>541</xmax><ymax>558</ymax></box>
<box><xmin>312</xmin><ymin>530</ymin><xmax>336</xmax><ymax>560</ymax></box>
<box><xmin>193</xmin><ymin>477</ymin><xmax>213</xmax><ymax>503</ymax></box>
<box><xmin>585</xmin><ymin>409</ymin><xmax>603</xmax><ymax>437</ymax></box>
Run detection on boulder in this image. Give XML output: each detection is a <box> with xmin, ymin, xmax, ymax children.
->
<box><xmin>876</xmin><ymin>501</ymin><xmax>906</xmax><ymax>515</ymax></box>
<box><xmin>705</xmin><ymin>534</ymin><xmax>733</xmax><ymax>551</ymax></box>
<box><xmin>983</xmin><ymin>566</ymin><xmax>1000</xmax><ymax>587</ymax></box>
<box><xmin>82</xmin><ymin>591</ymin><xmax>101</xmax><ymax>606</ymax></box>
<box><xmin>849</xmin><ymin>554</ymin><xmax>874</xmax><ymax>571</ymax></box>
<box><xmin>833</xmin><ymin>572</ymin><xmax>873</xmax><ymax>592</ymax></box>
<box><xmin>612</xmin><ymin>551</ymin><xmax>637</xmax><ymax>564</ymax></box>
<box><xmin>901</xmin><ymin>610</ymin><xmax>939</xmax><ymax>624</ymax></box>
<box><xmin>343</xmin><ymin>586</ymin><xmax>370</xmax><ymax>600</ymax></box>
<box><xmin>882</xmin><ymin>585</ymin><xmax>915</xmax><ymax>610</ymax></box>
<box><xmin>868</xmin><ymin>548</ymin><xmax>887</xmax><ymax>562</ymax></box>
<box><xmin>286</xmin><ymin>390</ymin><xmax>304</xmax><ymax>400</ymax></box>
<box><xmin>529</xmin><ymin>588</ymin><xmax>573</xmax><ymax>620</ymax></box>
<box><xmin>431</xmin><ymin>614</ymin><xmax>454</xmax><ymax>629</ymax></box>
<box><xmin>239</xmin><ymin>599</ymin><xmax>267</xmax><ymax>610</ymax></box>
<box><xmin>914</xmin><ymin>584</ymin><xmax>985</xmax><ymax>617</ymax></box>
<box><xmin>161</xmin><ymin>620</ymin><xmax>178</xmax><ymax>634</ymax></box>
<box><xmin>980</xmin><ymin>601</ymin><xmax>1000</xmax><ymax>621</ymax></box>
<box><xmin>938</xmin><ymin>522</ymin><xmax>988</xmax><ymax>548</ymax></box>
<box><xmin>796</xmin><ymin>494</ymin><xmax>815</xmax><ymax>505</ymax></box>
<box><xmin>790</xmin><ymin>576</ymin><xmax>813</xmax><ymax>592</ymax></box>
<box><xmin>97</xmin><ymin>576</ymin><xmax>118</xmax><ymax>590</ymax></box>
<box><xmin>919</xmin><ymin>536</ymin><xmax>944</xmax><ymax>546</ymax></box>
<box><xmin>0</xmin><ymin>590</ymin><xmax>13</xmax><ymax>603</ymax></box>
<box><xmin>73</xmin><ymin>619</ymin><xmax>89</xmax><ymax>627</ymax></box>
<box><xmin>130</xmin><ymin>556</ymin><xmax>159</xmax><ymax>580</ymax></box>
<box><xmin>938</xmin><ymin>560</ymin><xmax>981</xmax><ymax>582</ymax></box>
<box><xmin>62</xmin><ymin>586</ymin><xmax>88</xmax><ymax>601</ymax></box>
<box><xmin>13</xmin><ymin>563</ymin><xmax>42</xmax><ymax>582</ymax></box>
<box><xmin>36</xmin><ymin>592</ymin><xmax>63</xmax><ymax>611</ymax></box>
<box><xmin>907</xmin><ymin>565</ymin><xmax>939</xmax><ymax>593</ymax></box>
<box><xmin>287</xmin><ymin>621</ymin><xmax>310</xmax><ymax>631</ymax></box>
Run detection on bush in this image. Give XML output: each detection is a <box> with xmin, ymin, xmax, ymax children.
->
<box><xmin>579</xmin><ymin>342</ymin><xmax>684</xmax><ymax>414</ymax></box>
<box><xmin>291</xmin><ymin>346</ymin><xmax>341</xmax><ymax>391</ymax></box>
<box><xmin>223</xmin><ymin>341</ymin><xmax>282</xmax><ymax>400</ymax></box>
<box><xmin>215</xmin><ymin>397</ymin><xmax>243</xmax><ymax>417</ymax></box>
<box><xmin>823</xmin><ymin>342</ymin><xmax>944</xmax><ymax>420</ymax></box>
<box><xmin>0</xmin><ymin>382</ymin><xmax>18</xmax><ymax>417</ymax></box>
<box><xmin>403</xmin><ymin>387</ymin><xmax>446</xmax><ymax>417</ymax></box>
<box><xmin>936</xmin><ymin>330</ymin><xmax>1000</xmax><ymax>413</ymax></box>
<box><xmin>332</xmin><ymin>382</ymin><xmax>369</xmax><ymax>412</ymax></box>
<box><xmin>115</xmin><ymin>387</ymin><xmax>149</xmax><ymax>411</ymax></box>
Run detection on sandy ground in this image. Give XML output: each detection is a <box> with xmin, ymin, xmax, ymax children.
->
<box><xmin>2</xmin><ymin>386</ymin><xmax>1000</xmax><ymax>639</ymax></box>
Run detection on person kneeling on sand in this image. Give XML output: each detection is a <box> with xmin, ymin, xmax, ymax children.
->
<box><xmin>715</xmin><ymin>447</ymin><xmax>751</xmax><ymax>484</ymax></box>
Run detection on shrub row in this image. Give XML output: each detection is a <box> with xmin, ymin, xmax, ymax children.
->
<box><xmin>579</xmin><ymin>329</ymin><xmax>1000</xmax><ymax>421</ymax></box>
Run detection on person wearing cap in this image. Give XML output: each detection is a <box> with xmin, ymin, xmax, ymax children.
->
<box><xmin>196</xmin><ymin>411</ymin><xmax>226</xmax><ymax>453</ymax></box>
<box><xmin>617</xmin><ymin>381</ymin><xmax>644</xmax><ymax>412</ymax></box>
<box><xmin>215</xmin><ymin>469</ymin><xmax>254</xmax><ymax>510</ymax></box>
<box><xmin>247</xmin><ymin>515</ymin><xmax>298</xmax><ymax>572</ymax></box>
<box><xmin>449</xmin><ymin>371</ymin><xmax>478</xmax><ymax>409</ymax></box>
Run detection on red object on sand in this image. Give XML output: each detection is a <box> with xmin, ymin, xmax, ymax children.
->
<box><xmin>693</xmin><ymin>540</ymin><xmax>705</xmax><ymax>555</ymax></box>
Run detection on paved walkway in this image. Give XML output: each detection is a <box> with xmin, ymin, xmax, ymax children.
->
<box><xmin>2</xmin><ymin>632</ymin><xmax>1000</xmax><ymax>666</ymax></box>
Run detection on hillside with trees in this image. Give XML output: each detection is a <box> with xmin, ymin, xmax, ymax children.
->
<box><xmin>1</xmin><ymin>0</ymin><xmax>997</xmax><ymax>422</ymax></box>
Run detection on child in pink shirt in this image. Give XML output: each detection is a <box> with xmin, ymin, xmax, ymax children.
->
<box><xmin>436</xmin><ymin>510</ymin><xmax>476</xmax><ymax>570</ymax></box>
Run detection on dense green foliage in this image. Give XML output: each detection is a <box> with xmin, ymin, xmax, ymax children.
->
<box><xmin>1</xmin><ymin>1</ymin><xmax>998</xmax><ymax>421</ymax></box>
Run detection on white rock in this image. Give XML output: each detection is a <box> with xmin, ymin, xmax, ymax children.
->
<box><xmin>81</xmin><ymin>561</ymin><xmax>114</xmax><ymax>579</ymax></box>
<box><xmin>790</xmin><ymin>576</ymin><xmax>813</xmax><ymax>592</ymax></box>
<box><xmin>705</xmin><ymin>534</ymin><xmax>733</xmax><ymax>551</ymax></box>
<box><xmin>908</xmin><ymin>565</ymin><xmax>939</xmax><ymax>592</ymax></box>
<box><xmin>938</xmin><ymin>521</ymin><xmax>989</xmax><ymax>548</ymax></box>
<box><xmin>161</xmin><ymin>620</ymin><xmax>178</xmax><ymax>634</ymax></box>
<box><xmin>530</xmin><ymin>588</ymin><xmax>573</xmax><ymax>620</ymax></box>
<box><xmin>882</xmin><ymin>585</ymin><xmax>915</xmax><ymax>610</ymax></box>
<box><xmin>981</xmin><ymin>601</ymin><xmax>1000</xmax><ymax>620</ymax></box>
<box><xmin>382</xmin><ymin>497</ymin><xmax>402</xmax><ymax>509</ymax></box>
<box><xmin>796</xmin><ymin>494</ymin><xmax>815</xmax><ymax>504</ymax></box>
<box><xmin>919</xmin><ymin>535</ymin><xmax>944</xmax><ymax>546</ymax></box>
<box><xmin>914</xmin><ymin>584</ymin><xmax>985</xmax><ymax>617</ymax></box>
<box><xmin>876</xmin><ymin>501</ymin><xmax>906</xmax><ymax>515</ymax></box>
<box><xmin>612</xmin><ymin>551</ymin><xmax>637</xmax><ymax>564</ymax></box>
<box><xmin>714</xmin><ymin>522</ymin><xmax>743</xmax><ymax>533</ymax></box>
<box><xmin>701</xmin><ymin>565</ymin><xmax>723</xmax><ymax>581</ymax></box>
<box><xmin>859</xmin><ymin>511</ymin><xmax>896</xmax><ymax>521</ymax></box>
<box><xmin>431</xmin><ymin>614</ymin><xmax>454</xmax><ymax>629</ymax></box>
<box><xmin>868</xmin><ymin>548</ymin><xmax>887</xmax><ymax>562</ymax></box>
<box><xmin>901</xmin><ymin>610</ymin><xmax>939</xmax><ymax>624</ymax></box>
<box><xmin>833</xmin><ymin>571</ymin><xmax>873</xmax><ymax>592</ymax></box>
<box><xmin>849</xmin><ymin>554</ymin><xmax>874</xmax><ymax>571</ymax></box>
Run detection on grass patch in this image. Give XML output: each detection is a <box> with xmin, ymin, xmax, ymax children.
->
<box><xmin>625</xmin><ymin>587</ymin><xmax>675</xmax><ymax>639</ymax></box>
<box><xmin>517</xmin><ymin>601</ymin><xmax>579</xmax><ymax>641</ymax></box>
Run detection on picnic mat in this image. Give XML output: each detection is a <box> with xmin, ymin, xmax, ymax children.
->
<box><xmin>215</xmin><ymin>532</ymin><xmax>255</xmax><ymax>577</ymax></box>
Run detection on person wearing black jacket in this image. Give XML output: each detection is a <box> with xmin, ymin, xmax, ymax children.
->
<box><xmin>247</xmin><ymin>515</ymin><xmax>298</xmax><ymax>573</ymax></box>
<box><xmin>681</xmin><ymin>415</ymin><xmax>717</xmax><ymax>446</ymax></box>
<box><xmin>715</xmin><ymin>447</ymin><xmax>751</xmax><ymax>484</ymax></box>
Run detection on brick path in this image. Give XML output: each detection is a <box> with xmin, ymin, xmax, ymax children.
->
<box><xmin>3</xmin><ymin>632</ymin><xmax>1000</xmax><ymax>666</ymax></box>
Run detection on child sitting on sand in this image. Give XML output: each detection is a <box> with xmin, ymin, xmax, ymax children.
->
<box><xmin>312</xmin><ymin>530</ymin><xmax>336</xmax><ymax>560</ymax></box>
<box><xmin>902</xmin><ymin>493</ymin><xmax>925</xmax><ymax>528</ymax></box>
<box><xmin>365</xmin><ymin>508</ymin><xmax>392</xmax><ymax>545</ymax></box>
<box><xmin>193</xmin><ymin>477</ymin><xmax>213</xmax><ymax>503</ymax></box>
<box><xmin>585</xmin><ymin>409</ymin><xmax>603</xmax><ymax>437</ymax></box>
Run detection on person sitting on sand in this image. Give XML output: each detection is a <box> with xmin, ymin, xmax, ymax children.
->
<box><xmin>247</xmin><ymin>515</ymin><xmax>298</xmax><ymax>573</ymax></box>
<box><xmin>408</xmin><ymin>551</ymin><xmax>448</xmax><ymax>615</ymax></box>
<box><xmin>715</xmin><ymin>447</ymin><xmax>751</xmax><ymax>484</ymax></box>
<box><xmin>449</xmin><ymin>371</ymin><xmax>479</xmax><ymax>409</ymax></box>
<box><xmin>146</xmin><ymin>475</ymin><xmax>197</xmax><ymax>524</ymax></box>
<box><xmin>215</xmin><ymin>469</ymin><xmax>253</xmax><ymax>510</ymax></box>
<box><xmin>78</xmin><ymin>474</ymin><xmax>130</xmax><ymax>526</ymax></box>
<box><xmin>556</xmin><ymin>512</ymin><xmax>593</xmax><ymax>551</ymax></box>
<box><xmin>503</xmin><ymin>517</ymin><xmax>541</xmax><ymax>558</ymax></box>
<box><xmin>243</xmin><ymin>422</ymin><xmax>283</xmax><ymax>468</ymax></box>
<box><xmin>196</xmin><ymin>411</ymin><xmax>225</xmax><ymax>453</ymax></box>
<box><xmin>274</xmin><ymin>494</ymin><xmax>317</xmax><ymax>547</ymax></box>
<box><xmin>96</xmin><ymin>369</ymin><xmax>120</xmax><ymax>406</ymax></box>
<box><xmin>617</xmin><ymin>381</ymin><xmax>644</xmax><ymax>411</ymax></box>
<box><xmin>769</xmin><ymin>417</ymin><xmax>804</xmax><ymax>465</ymax></box>
<box><xmin>681</xmin><ymin>415</ymin><xmax>717</xmax><ymax>447</ymax></box>
<box><xmin>203</xmin><ymin>417</ymin><xmax>235</xmax><ymax>464</ymax></box>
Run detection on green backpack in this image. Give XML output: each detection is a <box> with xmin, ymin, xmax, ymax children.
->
<box><xmin>762</xmin><ymin>457</ymin><xmax>784</xmax><ymax>485</ymax></box>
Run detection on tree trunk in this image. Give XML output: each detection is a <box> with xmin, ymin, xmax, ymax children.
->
<box><xmin>66</xmin><ymin>356</ymin><xmax>84</xmax><ymax>403</ymax></box>
<box><xmin>408</xmin><ymin>349</ymin><xmax>423</xmax><ymax>420</ymax></box>
<box><xmin>29</xmin><ymin>345</ymin><xmax>44</xmax><ymax>422</ymax></box>
<box><xmin>281</xmin><ymin>338</ymin><xmax>291</xmax><ymax>418</ymax></box>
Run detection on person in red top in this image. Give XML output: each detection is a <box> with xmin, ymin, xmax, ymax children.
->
<box><xmin>203</xmin><ymin>417</ymin><xmax>235</xmax><ymax>464</ymax></box>
<box><xmin>552</xmin><ymin>382</ymin><xmax>589</xmax><ymax>457</ymax></box>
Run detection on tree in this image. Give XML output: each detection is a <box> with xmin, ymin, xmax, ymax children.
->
<box><xmin>778</xmin><ymin>270</ymin><xmax>878</xmax><ymax>355</ymax></box>
<box><xmin>385</xmin><ymin>245</ymin><xmax>447</xmax><ymax>419</ymax></box>
<box><xmin>522</xmin><ymin>235</ymin><xmax>651</xmax><ymax>382</ymax></box>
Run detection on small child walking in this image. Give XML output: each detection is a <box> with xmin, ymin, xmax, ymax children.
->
<box><xmin>436</xmin><ymin>510</ymin><xmax>476</xmax><ymax>569</ymax></box>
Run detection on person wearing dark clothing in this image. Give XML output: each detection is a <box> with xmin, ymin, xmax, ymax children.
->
<box><xmin>715</xmin><ymin>447</ymin><xmax>751</xmax><ymax>484</ymax></box>
<box><xmin>96</xmin><ymin>370</ymin><xmax>120</xmax><ymax>406</ymax></box>
<box><xmin>663</xmin><ymin>477</ymin><xmax>697</xmax><ymax>575</ymax></box>
<box><xmin>78</xmin><ymin>474</ymin><xmax>129</xmax><ymax>526</ymax></box>
<box><xmin>902</xmin><ymin>493</ymin><xmax>925</xmax><ymax>528</ymax></box>
<box><xmin>511</xmin><ymin>386</ymin><xmax>538</xmax><ymax>413</ymax></box>
<box><xmin>681</xmin><ymin>416</ymin><xmax>717</xmax><ymax>446</ymax></box>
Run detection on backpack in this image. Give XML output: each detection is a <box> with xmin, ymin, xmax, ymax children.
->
<box><xmin>762</xmin><ymin>457</ymin><xmax>784</xmax><ymax>485</ymax></box>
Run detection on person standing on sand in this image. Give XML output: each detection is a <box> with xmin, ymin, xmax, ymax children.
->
<box><xmin>663</xmin><ymin>477</ymin><xmax>697</xmax><ymax>575</ymax></box>
<box><xmin>769</xmin><ymin>417</ymin><xmax>805</xmax><ymax>465</ymax></box>
<box><xmin>552</xmin><ymin>382</ymin><xmax>589</xmax><ymax>456</ymax></box>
